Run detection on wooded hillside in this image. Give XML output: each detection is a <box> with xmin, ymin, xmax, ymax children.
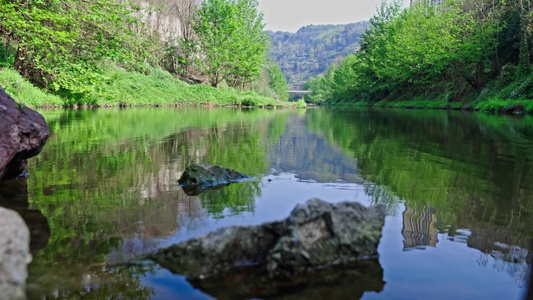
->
<box><xmin>267</xmin><ymin>22</ymin><xmax>368</xmax><ymax>89</ymax></box>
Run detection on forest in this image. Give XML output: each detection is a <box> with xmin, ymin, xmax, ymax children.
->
<box><xmin>0</xmin><ymin>0</ymin><xmax>290</xmax><ymax>107</ymax></box>
<box><xmin>267</xmin><ymin>22</ymin><xmax>368</xmax><ymax>89</ymax></box>
<box><xmin>305</xmin><ymin>0</ymin><xmax>533</xmax><ymax>113</ymax></box>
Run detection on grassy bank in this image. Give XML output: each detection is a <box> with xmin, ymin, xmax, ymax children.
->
<box><xmin>0</xmin><ymin>67</ymin><xmax>291</xmax><ymax>108</ymax></box>
<box><xmin>325</xmin><ymin>98</ymin><xmax>533</xmax><ymax>114</ymax></box>
<box><xmin>323</xmin><ymin>76</ymin><xmax>533</xmax><ymax>114</ymax></box>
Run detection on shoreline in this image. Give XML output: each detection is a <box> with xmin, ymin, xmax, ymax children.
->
<box><xmin>323</xmin><ymin>100</ymin><xmax>533</xmax><ymax>115</ymax></box>
<box><xmin>31</xmin><ymin>103</ymin><xmax>303</xmax><ymax>110</ymax></box>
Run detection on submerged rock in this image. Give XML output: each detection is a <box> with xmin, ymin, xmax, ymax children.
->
<box><xmin>178</xmin><ymin>164</ymin><xmax>248</xmax><ymax>196</ymax></box>
<box><xmin>0</xmin><ymin>207</ymin><xmax>31</xmax><ymax>300</ymax></box>
<box><xmin>0</xmin><ymin>86</ymin><xmax>49</xmax><ymax>181</ymax></box>
<box><xmin>149</xmin><ymin>199</ymin><xmax>386</xmax><ymax>279</ymax></box>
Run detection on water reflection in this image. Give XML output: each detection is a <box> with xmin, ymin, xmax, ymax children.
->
<box><xmin>0</xmin><ymin>179</ymin><xmax>50</xmax><ymax>253</ymax></box>
<box><xmin>26</xmin><ymin>108</ymin><xmax>289</xmax><ymax>298</ymax></box>
<box><xmin>189</xmin><ymin>260</ymin><xmax>384</xmax><ymax>300</ymax></box>
<box><xmin>21</xmin><ymin>107</ymin><xmax>533</xmax><ymax>299</ymax></box>
<box><xmin>307</xmin><ymin>108</ymin><xmax>533</xmax><ymax>287</ymax></box>
<box><xmin>402</xmin><ymin>206</ymin><xmax>438</xmax><ymax>250</ymax></box>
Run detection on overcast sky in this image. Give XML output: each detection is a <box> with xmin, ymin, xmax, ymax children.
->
<box><xmin>258</xmin><ymin>0</ymin><xmax>410</xmax><ymax>32</ymax></box>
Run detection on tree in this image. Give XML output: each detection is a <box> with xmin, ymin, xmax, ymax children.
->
<box><xmin>268</xmin><ymin>64</ymin><xmax>289</xmax><ymax>100</ymax></box>
<box><xmin>0</xmin><ymin>0</ymin><xmax>146</xmax><ymax>96</ymax></box>
<box><xmin>192</xmin><ymin>0</ymin><xmax>268</xmax><ymax>88</ymax></box>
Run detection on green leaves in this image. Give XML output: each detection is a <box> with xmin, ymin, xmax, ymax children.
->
<box><xmin>193</xmin><ymin>0</ymin><xmax>269</xmax><ymax>88</ymax></box>
<box><xmin>0</xmin><ymin>0</ymin><xmax>147</xmax><ymax>95</ymax></box>
<box><xmin>307</xmin><ymin>0</ymin><xmax>503</xmax><ymax>104</ymax></box>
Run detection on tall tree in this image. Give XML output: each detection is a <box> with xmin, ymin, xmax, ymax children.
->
<box><xmin>192</xmin><ymin>0</ymin><xmax>268</xmax><ymax>88</ymax></box>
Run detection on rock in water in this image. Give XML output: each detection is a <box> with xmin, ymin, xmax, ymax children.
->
<box><xmin>178</xmin><ymin>164</ymin><xmax>248</xmax><ymax>195</ymax></box>
<box><xmin>0</xmin><ymin>207</ymin><xmax>31</xmax><ymax>300</ymax></box>
<box><xmin>0</xmin><ymin>86</ymin><xmax>49</xmax><ymax>181</ymax></box>
<box><xmin>149</xmin><ymin>199</ymin><xmax>386</xmax><ymax>278</ymax></box>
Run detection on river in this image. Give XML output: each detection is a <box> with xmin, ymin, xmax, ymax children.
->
<box><xmin>2</xmin><ymin>107</ymin><xmax>531</xmax><ymax>299</ymax></box>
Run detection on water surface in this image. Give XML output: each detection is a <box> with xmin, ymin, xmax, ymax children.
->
<box><xmin>4</xmin><ymin>107</ymin><xmax>532</xmax><ymax>299</ymax></box>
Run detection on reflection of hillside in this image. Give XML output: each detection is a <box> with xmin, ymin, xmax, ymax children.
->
<box><xmin>26</xmin><ymin>108</ymin><xmax>291</xmax><ymax>298</ymax></box>
<box><xmin>270</xmin><ymin>114</ymin><xmax>364</xmax><ymax>184</ymax></box>
<box><xmin>307</xmin><ymin>108</ymin><xmax>533</xmax><ymax>281</ymax></box>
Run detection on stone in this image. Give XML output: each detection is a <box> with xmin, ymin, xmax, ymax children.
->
<box><xmin>178</xmin><ymin>164</ymin><xmax>249</xmax><ymax>196</ymax></box>
<box><xmin>149</xmin><ymin>199</ymin><xmax>386</xmax><ymax>279</ymax></box>
<box><xmin>0</xmin><ymin>207</ymin><xmax>31</xmax><ymax>300</ymax></box>
<box><xmin>0</xmin><ymin>87</ymin><xmax>49</xmax><ymax>181</ymax></box>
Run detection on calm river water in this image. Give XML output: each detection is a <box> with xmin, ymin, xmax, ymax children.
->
<box><xmin>2</xmin><ymin>108</ymin><xmax>531</xmax><ymax>299</ymax></box>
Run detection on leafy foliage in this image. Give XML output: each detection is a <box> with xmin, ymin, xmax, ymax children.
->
<box><xmin>192</xmin><ymin>0</ymin><xmax>269</xmax><ymax>88</ymax></box>
<box><xmin>253</xmin><ymin>63</ymin><xmax>289</xmax><ymax>101</ymax></box>
<box><xmin>0</xmin><ymin>0</ymin><xmax>149</xmax><ymax>97</ymax></box>
<box><xmin>307</xmin><ymin>0</ymin><xmax>533</xmax><ymax>110</ymax></box>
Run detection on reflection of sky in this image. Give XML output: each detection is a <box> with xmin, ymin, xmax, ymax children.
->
<box><xmin>140</xmin><ymin>174</ymin><xmax>528</xmax><ymax>299</ymax></box>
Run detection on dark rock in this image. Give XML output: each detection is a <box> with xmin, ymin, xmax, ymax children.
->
<box><xmin>0</xmin><ymin>87</ymin><xmax>49</xmax><ymax>181</ymax></box>
<box><xmin>0</xmin><ymin>179</ymin><xmax>50</xmax><ymax>253</ymax></box>
<box><xmin>500</xmin><ymin>104</ymin><xmax>525</xmax><ymax>114</ymax></box>
<box><xmin>149</xmin><ymin>199</ymin><xmax>386</xmax><ymax>279</ymax></box>
<box><xmin>178</xmin><ymin>164</ymin><xmax>248</xmax><ymax>196</ymax></box>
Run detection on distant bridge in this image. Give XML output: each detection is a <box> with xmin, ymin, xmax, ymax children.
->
<box><xmin>289</xmin><ymin>90</ymin><xmax>311</xmax><ymax>95</ymax></box>
<box><xmin>289</xmin><ymin>90</ymin><xmax>310</xmax><ymax>101</ymax></box>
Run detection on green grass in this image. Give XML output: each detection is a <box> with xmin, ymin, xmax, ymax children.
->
<box><xmin>0</xmin><ymin>66</ymin><xmax>291</xmax><ymax>108</ymax></box>
<box><xmin>0</xmin><ymin>68</ymin><xmax>63</xmax><ymax>107</ymax></box>
<box><xmin>296</xmin><ymin>98</ymin><xmax>307</xmax><ymax>108</ymax></box>
<box><xmin>474</xmin><ymin>99</ymin><xmax>533</xmax><ymax>113</ymax></box>
<box><xmin>323</xmin><ymin>77</ymin><xmax>533</xmax><ymax>114</ymax></box>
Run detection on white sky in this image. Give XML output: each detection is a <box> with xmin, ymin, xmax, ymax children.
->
<box><xmin>258</xmin><ymin>0</ymin><xmax>411</xmax><ymax>32</ymax></box>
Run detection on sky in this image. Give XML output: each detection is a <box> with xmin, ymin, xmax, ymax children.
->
<box><xmin>258</xmin><ymin>0</ymin><xmax>410</xmax><ymax>32</ymax></box>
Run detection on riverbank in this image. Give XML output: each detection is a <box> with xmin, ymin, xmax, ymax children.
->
<box><xmin>324</xmin><ymin>98</ymin><xmax>533</xmax><ymax>114</ymax></box>
<box><xmin>0</xmin><ymin>67</ymin><xmax>292</xmax><ymax>109</ymax></box>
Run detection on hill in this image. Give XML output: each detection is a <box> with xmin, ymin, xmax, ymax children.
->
<box><xmin>267</xmin><ymin>22</ymin><xmax>369</xmax><ymax>89</ymax></box>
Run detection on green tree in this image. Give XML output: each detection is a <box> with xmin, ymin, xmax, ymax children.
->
<box><xmin>193</xmin><ymin>0</ymin><xmax>268</xmax><ymax>88</ymax></box>
<box><xmin>0</xmin><ymin>0</ymin><xmax>146</xmax><ymax>96</ymax></box>
<box><xmin>268</xmin><ymin>64</ymin><xmax>289</xmax><ymax>100</ymax></box>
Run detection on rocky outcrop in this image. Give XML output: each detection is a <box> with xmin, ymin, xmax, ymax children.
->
<box><xmin>178</xmin><ymin>164</ymin><xmax>249</xmax><ymax>196</ymax></box>
<box><xmin>0</xmin><ymin>86</ymin><xmax>49</xmax><ymax>181</ymax></box>
<box><xmin>0</xmin><ymin>207</ymin><xmax>31</xmax><ymax>300</ymax></box>
<box><xmin>149</xmin><ymin>199</ymin><xmax>386</xmax><ymax>279</ymax></box>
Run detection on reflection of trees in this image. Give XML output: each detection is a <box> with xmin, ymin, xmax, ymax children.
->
<box><xmin>307</xmin><ymin>108</ymin><xmax>533</xmax><ymax>281</ymax></box>
<box><xmin>28</xmin><ymin>265</ymin><xmax>156</xmax><ymax>300</ymax></box>
<box><xmin>26</xmin><ymin>108</ymin><xmax>290</xmax><ymax>297</ymax></box>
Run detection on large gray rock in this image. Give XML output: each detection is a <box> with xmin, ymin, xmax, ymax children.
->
<box><xmin>0</xmin><ymin>86</ymin><xmax>49</xmax><ymax>181</ymax></box>
<box><xmin>149</xmin><ymin>199</ymin><xmax>386</xmax><ymax>279</ymax></box>
<box><xmin>178</xmin><ymin>163</ymin><xmax>248</xmax><ymax>196</ymax></box>
<box><xmin>0</xmin><ymin>207</ymin><xmax>31</xmax><ymax>300</ymax></box>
